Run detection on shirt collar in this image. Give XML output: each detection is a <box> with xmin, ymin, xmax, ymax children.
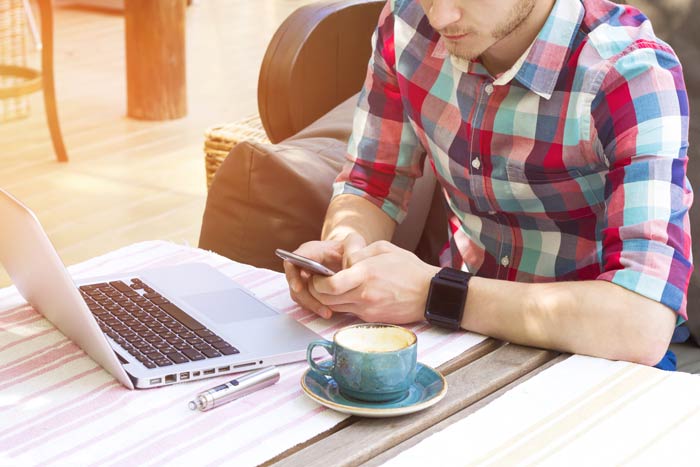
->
<box><xmin>431</xmin><ymin>0</ymin><xmax>584</xmax><ymax>100</ymax></box>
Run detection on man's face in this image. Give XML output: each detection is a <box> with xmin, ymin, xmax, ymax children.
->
<box><xmin>418</xmin><ymin>0</ymin><xmax>536</xmax><ymax>61</ymax></box>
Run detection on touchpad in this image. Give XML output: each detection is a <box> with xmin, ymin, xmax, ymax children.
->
<box><xmin>181</xmin><ymin>289</ymin><xmax>278</xmax><ymax>323</ymax></box>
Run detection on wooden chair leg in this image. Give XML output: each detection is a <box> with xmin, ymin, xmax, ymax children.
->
<box><xmin>39</xmin><ymin>0</ymin><xmax>68</xmax><ymax>162</ymax></box>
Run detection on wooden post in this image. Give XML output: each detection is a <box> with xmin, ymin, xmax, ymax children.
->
<box><xmin>125</xmin><ymin>0</ymin><xmax>187</xmax><ymax>120</ymax></box>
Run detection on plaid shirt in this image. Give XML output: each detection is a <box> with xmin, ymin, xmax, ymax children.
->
<box><xmin>333</xmin><ymin>0</ymin><xmax>693</xmax><ymax>320</ymax></box>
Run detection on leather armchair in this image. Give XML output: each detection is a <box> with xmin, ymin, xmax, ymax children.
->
<box><xmin>199</xmin><ymin>0</ymin><xmax>445</xmax><ymax>274</ymax></box>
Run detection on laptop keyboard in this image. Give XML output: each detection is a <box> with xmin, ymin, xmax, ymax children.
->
<box><xmin>79</xmin><ymin>278</ymin><xmax>239</xmax><ymax>369</ymax></box>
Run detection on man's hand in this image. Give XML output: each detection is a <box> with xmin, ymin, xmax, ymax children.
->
<box><xmin>309</xmin><ymin>240</ymin><xmax>440</xmax><ymax>324</ymax></box>
<box><xmin>283</xmin><ymin>233</ymin><xmax>367</xmax><ymax>319</ymax></box>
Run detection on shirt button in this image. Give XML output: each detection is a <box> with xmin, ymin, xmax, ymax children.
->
<box><xmin>471</xmin><ymin>158</ymin><xmax>481</xmax><ymax>170</ymax></box>
<box><xmin>501</xmin><ymin>256</ymin><xmax>510</xmax><ymax>267</ymax></box>
<box><xmin>485</xmin><ymin>84</ymin><xmax>494</xmax><ymax>95</ymax></box>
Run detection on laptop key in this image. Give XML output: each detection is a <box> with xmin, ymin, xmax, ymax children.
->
<box><xmin>202</xmin><ymin>349</ymin><xmax>222</xmax><ymax>358</ymax></box>
<box><xmin>212</xmin><ymin>341</ymin><xmax>232</xmax><ymax>350</ymax></box>
<box><xmin>143</xmin><ymin>361</ymin><xmax>157</xmax><ymax>369</ymax></box>
<box><xmin>182</xmin><ymin>348</ymin><xmax>206</xmax><ymax>361</ymax></box>
<box><xmin>109</xmin><ymin>281</ymin><xmax>132</xmax><ymax>293</ymax></box>
<box><xmin>194</xmin><ymin>329</ymin><xmax>214</xmax><ymax>338</ymax></box>
<box><xmin>158</xmin><ymin>303</ymin><xmax>205</xmax><ymax>331</ymax></box>
<box><xmin>194</xmin><ymin>342</ymin><xmax>214</xmax><ymax>352</ymax></box>
<box><xmin>154</xmin><ymin>358</ymin><xmax>173</xmax><ymax>367</ymax></box>
<box><xmin>165</xmin><ymin>352</ymin><xmax>189</xmax><ymax>364</ymax></box>
<box><xmin>135</xmin><ymin>353</ymin><xmax>149</xmax><ymax>363</ymax></box>
<box><xmin>219</xmin><ymin>346</ymin><xmax>240</xmax><ymax>356</ymax></box>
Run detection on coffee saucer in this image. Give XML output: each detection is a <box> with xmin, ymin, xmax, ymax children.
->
<box><xmin>300</xmin><ymin>362</ymin><xmax>447</xmax><ymax>418</ymax></box>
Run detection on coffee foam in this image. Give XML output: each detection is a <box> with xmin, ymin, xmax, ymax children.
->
<box><xmin>335</xmin><ymin>325</ymin><xmax>415</xmax><ymax>352</ymax></box>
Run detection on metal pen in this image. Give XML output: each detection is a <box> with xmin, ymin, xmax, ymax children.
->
<box><xmin>188</xmin><ymin>366</ymin><xmax>280</xmax><ymax>412</ymax></box>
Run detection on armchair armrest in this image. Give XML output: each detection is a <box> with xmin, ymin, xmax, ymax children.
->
<box><xmin>258</xmin><ymin>0</ymin><xmax>384</xmax><ymax>143</ymax></box>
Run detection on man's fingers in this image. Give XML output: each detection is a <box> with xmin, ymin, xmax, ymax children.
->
<box><xmin>283</xmin><ymin>260</ymin><xmax>303</xmax><ymax>292</ymax></box>
<box><xmin>283</xmin><ymin>261</ymin><xmax>333</xmax><ymax>319</ymax></box>
<box><xmin>294</xmin><ymin>284</ymin><xmax>333</xmax><ymax>319</ymax></box>
<box><xmin>311</xmin><ymin>266</ymin><xmax>366</xmax><ymax>296</ymax></box>
<box><xmin>309</xmin><ymin>282</ymin><xmax>358</xmax><ymax>307</ymax></box>
<box><xmin>346</xmin><ymin>240</ymin><xmax>396</xmax><ymax>267</ymax></box>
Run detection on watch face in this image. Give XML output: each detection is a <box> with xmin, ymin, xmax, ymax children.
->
<box><xmin>430</xmin><ymin>280</ymin><xmax>466</xmax><ymax>321</ymax></box>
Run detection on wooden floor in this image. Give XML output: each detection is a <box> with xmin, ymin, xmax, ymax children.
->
<box><xmin>0</xmin><ymin>0</ymin><xmax>315</xmax><ymax>286</ymax></box>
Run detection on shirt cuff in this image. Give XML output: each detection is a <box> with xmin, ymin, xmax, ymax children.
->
<box><xmin>332</xmin><ymin>181</ymin><xmax>408</xmax><ymax>224</ymax></box>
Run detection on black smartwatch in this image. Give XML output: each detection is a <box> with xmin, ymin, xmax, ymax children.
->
<box><xmin>424</xmin><ymin>267</ymin><xmax>472</xmax><ymax>330</ymax></box>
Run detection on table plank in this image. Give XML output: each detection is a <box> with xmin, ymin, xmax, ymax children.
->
<box><xmin>364</xmin><ymin>354</ymin><xmax>571</xmax><ymax>466</ymax></box>
<box><xmin>270</xmin><ymin>344</ymin><xmax>558</xmax><ymax>467</ymax></box>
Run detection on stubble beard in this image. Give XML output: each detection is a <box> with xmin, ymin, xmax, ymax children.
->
<box><xmin>444</xmin><ymin>0</ymin><xmax>536</xmax><ymax>61</ymax></box>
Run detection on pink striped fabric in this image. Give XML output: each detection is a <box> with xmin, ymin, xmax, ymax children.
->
<box><xmin>0</xmin><ymin>241</ymin><xmax>486</xmax><ymax>466</ymax></box>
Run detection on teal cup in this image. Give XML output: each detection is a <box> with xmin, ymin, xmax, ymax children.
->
<box><xmin>306</xmin><ymin>323</ymin><xmax>418</xmax><ymax>403</ymax></box>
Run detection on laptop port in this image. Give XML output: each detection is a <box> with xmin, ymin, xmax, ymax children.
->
<box><xmin>165</xmin><ymin>374</ymin><xmax>176</xmax><ymax>383</ymax></box>
<box><xmin>218</xmin><ymin>366</ymin><xmax>230</xmax><ymax>372</ymax></box>
<box><xmin>149</xmin><ymin>378</ymin><xmax>162</xmax><ymax>385</ymax></box>
<box><xmin>180</xmin><ymin>372</ymin><xmax>190</xmax><ymax>381</ymax></box>
<box><xmin>192</xmin><ymin>371</ymin><xmax>200</xmax><ymax>377</ymax></box>
<box><xmin>233</xmin><ymin>362</ymin><xmax>256</xmax><ymax>369</ymax></box>
<box><xmin>203</xmin><ymin>369</ymin><xmax>215</xmax><ymax>375</ymax></box>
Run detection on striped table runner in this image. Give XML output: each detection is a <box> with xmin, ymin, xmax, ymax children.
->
<box><xmin>383</xmin><ymin>354</ymin><xmax>700</xmax><ymax>466</ymax></box>
<box><xmin>0</xmin><ymin>241</ymin><xmax>485</xmax><ymax>466</ymax></box>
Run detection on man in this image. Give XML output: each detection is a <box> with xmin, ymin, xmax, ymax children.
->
<box><xmin>283</xmin><ymin>0</ymin><xmax>693</xmax><ymax>368</ymax></box>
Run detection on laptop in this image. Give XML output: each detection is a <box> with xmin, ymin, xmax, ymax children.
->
<box><xmin>0</xmin><ymin>188</ymin><xmax>321</xmax><ymax>389</ymax></box>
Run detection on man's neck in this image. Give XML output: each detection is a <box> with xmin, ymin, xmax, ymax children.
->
<box><xmin>480</xmin><ymin>0</ymin><xmax>557</xmax><ymax>77</ymax></box>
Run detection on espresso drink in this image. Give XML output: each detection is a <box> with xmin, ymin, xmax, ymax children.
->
<box><xmin>335</xmin><ymin>324</ymin><xmax>415</xmax><ymax>352</ymax></box>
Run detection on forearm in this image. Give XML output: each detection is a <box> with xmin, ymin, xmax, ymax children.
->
<box><xmin>321</xmin><ymin>194</ymin><xmax>396</xmax><ymax>244</ymax></box>
<box><xmin>463</xmin><ymin>278</ymin><xmax>676</xmax><ymax>365</ymax></box>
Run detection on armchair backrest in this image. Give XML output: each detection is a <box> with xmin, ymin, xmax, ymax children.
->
<box><xmin>257</xmin><ymin>0</ymin><xmax>384</xmax><ymax>144</ymax></box>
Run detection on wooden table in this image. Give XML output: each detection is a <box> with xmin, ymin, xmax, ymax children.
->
<box><xmin>8</xmin><ymin>241</ymin><xmax>695</xmax><ymax>466</ymax></box>
<box><xmin>267</xmin><ymin>342</ymin><xmax>560</xmax><ymax>466</ymax></box>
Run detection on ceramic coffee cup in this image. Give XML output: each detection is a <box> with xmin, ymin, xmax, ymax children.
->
<box><xmin>306</xmin><ymin>323</ymin><xmax>418</xmax><ymax>402</ymax></box>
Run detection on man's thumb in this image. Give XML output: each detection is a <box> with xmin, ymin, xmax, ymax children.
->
<box><xmin>342</xmin><ymin>233</ymin><xmax>367</xmax><ymax>268</ymax></box>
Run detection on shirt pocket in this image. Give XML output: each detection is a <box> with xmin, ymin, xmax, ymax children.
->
<box><xmin>500</xmin><ymin>163</ymin><xmax>605</xmax><ymax>221</ymax></box>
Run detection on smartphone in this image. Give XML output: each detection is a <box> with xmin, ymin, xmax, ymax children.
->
<box><xmin>275</xmin><ymin>249</ymin><xmax>335</xmax><ymax>276</ymax></box>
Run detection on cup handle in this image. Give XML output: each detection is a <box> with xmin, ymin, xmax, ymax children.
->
<box><xmin>307</xmin><ymin>339</ymin><xmax>334</xmax><ymax>376</ymax></box>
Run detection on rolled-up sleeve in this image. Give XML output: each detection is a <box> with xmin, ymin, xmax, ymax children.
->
<box><xmin>593</xmin><ymin>43</ymin><xmax>693</xmax><ymax>321</ymax></box>
<box><xmin>332</xmin><ymin>1</ymin><xmax>425</xmax><ymax>223</ymax></box>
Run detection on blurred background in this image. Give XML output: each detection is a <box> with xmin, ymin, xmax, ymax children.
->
<box><xmin>0</xmin><ymin>0</ymin><xmax>314</xmax><ymax>285</ymax></box>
